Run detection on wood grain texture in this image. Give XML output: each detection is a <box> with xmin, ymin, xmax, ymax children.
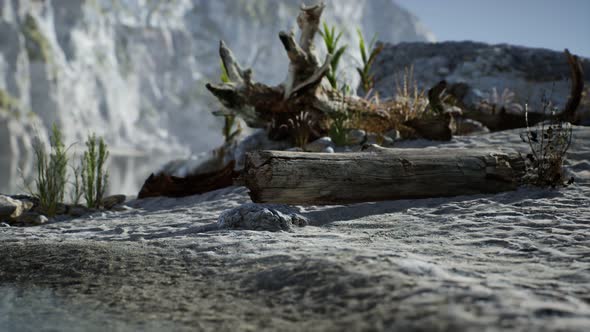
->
<box><xmin>244</xmin><ymin>147</ymin><xmax>525</xmax><ymax>204</ymax></box>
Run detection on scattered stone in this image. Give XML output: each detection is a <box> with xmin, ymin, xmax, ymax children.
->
<box><xmin>286</xmin><ymin>147</ymin><xmax>304</xmax><ymax>152</ymax></box>
<box><xmin>384</xmin><ymin>129</ymin><xmax>400</xmax><ymax>141</ymax></box>
<box><xmin>56</xmin><ymin>203</ymin><xmax>68</xmax><ymax>215</ymax></box>
<box><xmin>0</xmin><ymin>222</ymin><xmax>10</xmax><ymax>228</ymax></box>
<box><xmin>102</xmin><ymin>195</ymin><xmax>127</xmax><ymax>210</ymax></box>
<box><xmin>366</xmin><ymin>133</ymin><xmax>394</xmax><ymax>147</ymax></box>
<box><xmin>14</xmin><ymin>212</ymin><xmax>48</xmax><ymax>226</ymax></box>
<box><xmin>0</xmin><ymin>195</ymin><xmax>33</xmax><ymax>219</ymax></box>
<box><xmin>454</xmin><ymin>119</ymin><xmax>490</xmax><ymax>136</ymax></box>
<box><xmin>0</xmin><ymin>196</ymin><xmax>17</xmax><ymax>219</ymax></box>
<box><xmin>111</xmin><ymin>205</ymin><xmax>133</xmax><ymax>212</ymax></box>
<box><xmin>217</xmin><ymin>203</ymin><xmax>308</xmax><ymax>232</ymax></box>
<box><xmin>346</xmin><ymin>129</ymin><xmax>366</xmax><ymax>145</ymax></box>
<box><xmin>304</xmin><ymin>137</ymin><xmax>335</xmax><ymax>153</ymax></box>
<box><xmin>68</xmin><ymin>205</ymin><xmax>91</xmax><ymax>218</ymax></box>
<box><xmin>323</xmin><ymin>147</ymin><xmax>335</xmax><ymax>153</ymax></box>
<box><xmin>381</xmin><ymin>135</ymin><xmax>395</xmax><ymax>147</ymax></box>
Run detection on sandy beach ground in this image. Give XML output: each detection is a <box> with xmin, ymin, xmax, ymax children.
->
<box><xmin>1</xmin><ymin>127</ymin><xmax>589</xmax><ymax>331</ymax></box>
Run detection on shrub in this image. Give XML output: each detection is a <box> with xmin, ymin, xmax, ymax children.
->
<box><xmin>393</xmin><ymin>65</ymin><xmax>428</xmax><ymax>121</ymax></box>
<box><xmin>27</xmin><ymin>124</ymin><xmax>68</xmax><ymax>217</ymax></box>
<box><xmin>521</xmin><ymin>103</ymin><xmax>573</xmax><ymax>187</ymax></box>
<box><xmin>287</xmin><ymin>111</ymin><xmax>314</xmax><ymax>148</ymax></box>
<box><xmin>81</xmin><ymin>134</ymin><xmax>110</xmax><ymax>209</ymax></box>
<box><xmin>478</xmin><ymin>87</ymin><xmax>524</xmax><ymax>114</ymax></box>
<box><xmin>319</xmin><ymin>22</ymin><xmax>348</xmax><ymax>90</ymax></box>
<box><xmin>356</xmin><ymin>28</ymin><xmax>383</xmax><ymax>94</ymax></box>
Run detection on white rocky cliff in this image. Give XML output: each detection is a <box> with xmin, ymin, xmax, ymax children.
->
<box><xmin>0</xmin><ymin>0</ymin><xmax>434</xmax><ymax>193</ymax></box>
<box><xmin>0</xmin><ymin>0</ymin><xmax>431</xmax><ymax>154</ymax></box>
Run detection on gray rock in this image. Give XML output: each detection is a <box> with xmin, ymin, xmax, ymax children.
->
<box><xmin>372</xmin><ymin>41</ymin><xmax>590</xmax><ymax>111</ymax></box>
<box><xmin>323</xmin><ymin>147</ymin><xmax>335</xmax><ymax>153</ymax></box>
<box><xmin>346</xmin><ymin>129</ymin><xmax>367</xmax><ymax>145</ymax></box>
<box><xmin>384</xmin><ymin>129</ymin><xmax>400</xmax><ymax>141</ymax></box>
<box><xmin>454</xmin><ymin>119</ymin><xmax>490</xmax><ymax>136</ymax></box>
<box><xmin>102</xmin><ymin>195</ymin><xmax>127</xmax><ymax>210</ymax></box>
<box><xmin>366</xmin><ymin>133</ymin><xmax>393</xmax><ymax>146</ymax></box>
<box><xmin>304</xmin><ymin>137</ymin><xmax>335</xmax><ymax>153</ymax></box>
<box><xmin>286</xmin><ymin>147</ymin><xmax>304</xmax><ymax>152</ymax></box>
<box><xmin>0</xmin><ymin>222</ymin><xmax>10</xmax><ymax>228</ymax></box>
<box><xmin>14</xmin><ymin>212</ymin><xmax>48</xmax><ymax>226</ymax></box>
<box><xmin>0</xmin><ymin>195</ymin><xmax>33</xmax><ymax>220</ymax></box>
<box><xmin>0</xmin><ymin>196</ymin><xmax>17</xmax><ymax>219</ymax></box>
<box><xmin>217</xmin><ymin>204</ymin><xmax>308</xmax><ymax>232</ymax></box>
<box><xmin>68</xmin><ymin>205</ymin><xmax>91</xmax><ymax>218</ymax></box>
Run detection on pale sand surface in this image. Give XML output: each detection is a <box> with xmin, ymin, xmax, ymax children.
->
<box><xmin>1</xmin><ymin>127</ymin><xmax>589</xmax><ymax>331</ymax></box>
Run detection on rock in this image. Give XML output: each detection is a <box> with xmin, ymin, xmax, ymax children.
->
<box><xmin>454</xmin><ymin>119</ymin><xmax>490</xmax><ymax>136</ymax></box>
<box><xmin>0</xmin><ymin>222</ymin><xmax>10</xmax><ymax>228</ymax></box>
<box><xmin>346</xmin><ymin>129</ymin><xmax>366</xmax><ymax>145</ymax></box>
<box><xmin>111</xmin><ymin>205</ymin><xmax>133</xmax><ymax>212</ymax></box>
<box><xmin>366</xmin><ymin>133</ymin><xmax>394</xmax><ymax>147</ymax></box>
<box><xmin>304</xmin><ymin>137</ymin><xmax>335</xmax><ymax>153</ymax></box>
<box><xmin>323</xmin><ymin>147</ymin><xmax>335</xmax><ymax>153</ymax></box>
<box><xmin>372</xmin><ymin>41</ymin><xmax>590</xmax><ymax>111</ymax></box>
<box><xmin>286</xmin><ymin>147</ymin><xmax>304</xmax><ymax>152</ymax></box>
<box><xmin>14</xmin><ymin>212</ymin><xmax>48</xmax><ymax>226</ymax></box>
<box><xmin>0</xmin><ymin>195</ymin><xmax>33</xmax><ymax>220</ymax></box>
<box><xmin>68</xmin><ymin>205</ymin><xmax>91</xmax><ymax>218</ymax></box>
<box><xmin>0</xmin><ymin>196</ymin><xmax>17</xmax><ymax>219</ymax></box>
<box><xmin>101</xmin><ymin>195</ymin><xmax>127</xmax><ymax>210</ymax></box>
<box><xmin>384</xmin><ymin>129</ymin><xmax>400</xmax><ymax>141</ymax></box>
<box><xmin>217</xmin><ymin>204</ymin><xmax>308</xmax><ymax>232</ymax></box>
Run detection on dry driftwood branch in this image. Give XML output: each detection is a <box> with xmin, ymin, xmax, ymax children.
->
<box><xmin>462</xmin><ymin>49</ymin><xmax>584</xmax><ymax>130</ymax></box>
<box><xmin>205</xmin><ymin>2</ymin><xmax>452</xmax><ymax>141</ymax></box>
<box><xmin>562</xmin><ymin>49</ymin><xmax>585</xmax><ymax>123</ymax></box>
<box><xmin>243</xmin><ymin>147</ymin><xmax>526</xmax><ymax>205</ymax></box>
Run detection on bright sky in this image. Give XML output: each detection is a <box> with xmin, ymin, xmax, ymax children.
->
<box><xmin>398</xmin><ymin>0</ymin><xmax>590</xmax><ymax>58</ymax></box>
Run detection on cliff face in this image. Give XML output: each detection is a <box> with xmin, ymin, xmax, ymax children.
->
<box><xmin>0</xmin><ymin>0</ymin><xmax>434</xmax><ymax>160</ymax></box>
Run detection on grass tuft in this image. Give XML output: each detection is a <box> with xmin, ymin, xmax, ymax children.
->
<box><xmin>82</xmin><ymin>134</ymin><xmax>110</xmax><ymax>209</ymax></box>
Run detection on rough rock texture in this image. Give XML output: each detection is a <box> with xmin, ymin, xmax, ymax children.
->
<box><xmin>217</xmin><ymin>203</ymin><xmax>308</xmax><ymax>232</ymax></box>
<box><xmin>0</xmin><ymin>0</ymin><xmax>432</xmax><ymax>155</ymax></box>
<box><xmin>372</xmin><ymin>41</ymin><xmax>590</xmax><ymax>111</ymax></box>
<box><xmin>0</xmin><ymin>194</ymin><xmax>32</xmax><ymax>220</ymax></box>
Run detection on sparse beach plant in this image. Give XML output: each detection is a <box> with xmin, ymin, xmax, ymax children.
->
<box><xmin>288</xmin><ymin>111</ymin><xmax>314</xmax><ymax>148</ymax></box>
<box><xmin>219</xmin><ymin>61</ymin><xmax>242</xmax><ymax>143</ymax></box>
<box><xmin>393</xmin><ymin>65</ymin><xmax>428</xmax><ymax>121</ymax></box>
<box><xmin>356</xmin><ymin>28</ymin><xmax>383</xmax><ymax>93</ymax></box>
<box><xmin>319</xmin><ymin>22</ymin><xmax>348</xmax><ymax>90</ymax></box>
<box><xmin>328</xmin><ymin>90</ymin><xmax>351</xmax><ymax>146</ymax></box>
<box><xmin>25</xmin><ymin>124</ymin><xmax>69</xmax><ymax>217</ymax></box>
<box><xmin>521</xmin><ymin>101</ymin><xmax>573</xmax><ymax>187</ymax></box>
<box><xmin>81</xmin><ymin>134</ymin><xmax>110</xmax><ymax>209</ymax></box>
<box><xmin>479</xmin><ymin>87</ymin><xmax>524</xmax><ymax>114</ymax></box>
<box><xmin>69</xmin><ymin>162</ymin><xmax>83</xmax><ymax>206</ymax></box>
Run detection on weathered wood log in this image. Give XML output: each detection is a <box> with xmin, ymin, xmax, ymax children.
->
<box><xmin>243</xmin><ymin>147</ymin><xmax>526</xmax><ymax>205</ymax></box>
<box><xmin>138</xmin><ymin>161</ymin><xmax>236</xmax><ymax>199</ymax></box>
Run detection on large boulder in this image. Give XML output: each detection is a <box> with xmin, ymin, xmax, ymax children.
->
<box><xmin>371</xmin><ymin>41</ymin><xmax>590</xmax><ymax>112</ymax></box>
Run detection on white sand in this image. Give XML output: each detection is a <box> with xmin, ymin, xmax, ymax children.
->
<box><xmin>1</xmin><ymin>127</ymin><xmax>589</xmax><ymax>331</ymax></box>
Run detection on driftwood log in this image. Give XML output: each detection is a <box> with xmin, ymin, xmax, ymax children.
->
<box><xmin>138</xmin><ymin>161</ymin><xmax>236</xmax><ymax>199</ymax></box>
<box><xmin>243</xmin><ymin>147</ymin><xmax>526</xmax><ymax>205</ymax></box>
